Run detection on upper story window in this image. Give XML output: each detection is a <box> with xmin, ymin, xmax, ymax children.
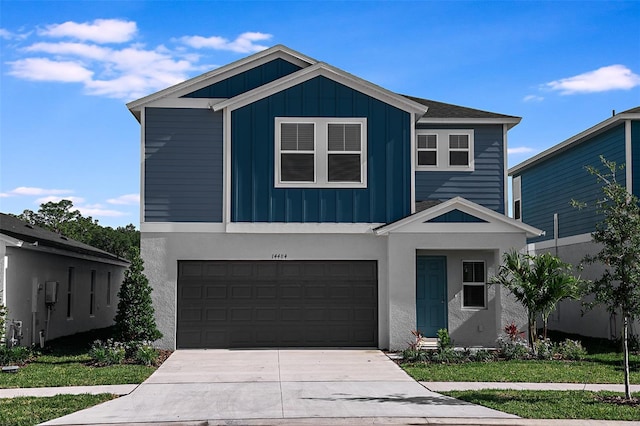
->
<box><xmin>416</xmin><ymin>129</ymin><xmax>474</xmax><ymax>172</ymax></box>
<box><xmin>275</xmin><ymin>118</ymin><xmax>367</xmax><ymax>188</ymax></box>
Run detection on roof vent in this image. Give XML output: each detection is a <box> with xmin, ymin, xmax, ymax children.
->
<box><xmin>60</xmin><ymin>236</ymin><xmax>68</xmax><ymax>241</ymax></box>
<box><xmin>25</xmin><ymin>224</ymin><xmax>33</xmax><ymax>229</ymax></box>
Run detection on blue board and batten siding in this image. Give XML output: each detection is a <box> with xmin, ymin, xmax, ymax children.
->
<box><xmin>231</xmin><ymin>75</ymin><xmax>411</xmax><ymax>223</ymax></box>
<box><xmin>415</xmin><ymin>125</ymin><xmax>505</xmax><ymax>214</ymax></box>
<box><xmin>632</xmin><ymin>121</ymin><xmax>640</xmax><ymax>199</ymax></box>
<box><xmin>183</xmin><ymin>59</ymin><xmax>302</xmax><ymax>99</ymax></box>
<box><xmin>519</xmin><ymin>124</ymin><xmax>625</xmax><ymax>243</ymax></box>
<box><xmin>144</xmin><ymin>108</ymin><xmax>223</xmax><ymax>222</ymax></box>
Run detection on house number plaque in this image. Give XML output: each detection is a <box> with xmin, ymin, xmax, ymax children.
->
<box><xmin>271</xmin><ymin>254</ymin><xmax>288</xmax><ymax>259</ymax></box>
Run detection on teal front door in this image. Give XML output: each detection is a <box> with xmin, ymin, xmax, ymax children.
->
<box><xmin>416</xmin><ymin>256</ymin><xmax>447</xmax><ymax>337</ymax></box>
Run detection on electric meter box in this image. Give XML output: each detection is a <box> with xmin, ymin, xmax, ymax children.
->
<box><xmin>45</xmin><ymin>281</ymin><xmax>59</xmax><ymax>304</ymax></box>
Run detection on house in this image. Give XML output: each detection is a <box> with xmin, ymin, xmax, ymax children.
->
<box><xmin>127</xmin><ymin>45</ymin><xmax>541</xmax><ymax>351</ymax></box>
<box><xmin>0</xmin><ymin>213</ymin><xmax>128</xmax><ymax>347</ymax></box>
<box><xmin>509</xmin><ymin>107</ymin><xmax>640</xmax><ymax>339</ymax></box>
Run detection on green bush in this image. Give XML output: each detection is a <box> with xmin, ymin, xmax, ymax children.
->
<box><xmin>470</xmin><ymin>349</ymin><xmax>494</xmax><ymax>362</ymax></box>
<box><xmin>0</xmin><ymin>346</ymin><xmax>32</xmax><ymax>366</ymax></box>
<box><xmin>557</xmin><ymin>339</ymin><xmax>587</xmax><ymax>360</ymax></box>
<box><xmin>89</xmin><ymin>339</ymin><xmax>125</xmax><ymax>366</ymax></box>
<box><xmin>437</xmin><ymin>328</ymin><xmax>452</xmax><ymax>350</ymax></box>
<box><xmin>534</xmin><ymin>338</ymin><xmax>556</xmax><ymax>360</ymax></box>
<box><xmin>497</xmin><ymin>335</ymin><xmax>530</xmax><ymax>360</ymax></box>
<box><xmin>134</xmin><ymin>344</ymin><xmax>159</xmax><ymax>366</ymax></box>
<box><xmin>0</xmin><ymin>305</ymin><xmax>6</xmax><ymax>343</ymax></box>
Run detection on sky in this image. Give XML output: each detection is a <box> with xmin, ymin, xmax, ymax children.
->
<box><xmin>1</xmin><ymin>1</ymin><xmax>639</xmax><ymax>228</ymax></box>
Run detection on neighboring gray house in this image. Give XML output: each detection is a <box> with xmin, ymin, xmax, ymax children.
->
<box><xmin>128</xmin><ymin>45</ymin><xmax>542</xmax><ymax>351</ymax></box>
<box><xmin>510</xmin><ymin>107</ymin><xmax>640</xmax><ymax>339</ymax></box>
<box><xmin>0</xmin><ymin>213</ymin><xmax>128</xmax><ymax>346</ymax></box>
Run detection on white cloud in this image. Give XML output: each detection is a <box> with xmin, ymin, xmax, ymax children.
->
<box><xmin>508</xmin><ymin>147</ymin><xmax>536</xmax><ymax>155</ymax></box>
<box><xmin>5</xmin><ymin>20</ymin><xmax>274</xmax><ymax>100</ymax></box>
<box><xmin>76</xmin><ymin>205</ymin><xmax>128</xmax><ymax>217</ymax></box>
<box><xmin>107</xmin><ymin>194</ymin><xmax>140</xmax><ymax>205</ymax></box>
<box><xmin>35</xmin><ymin>195</ymin><xmax>85</xmax><ymax>205</ymax></box>
<box><xmin>545</xmin><ymin>65</ymin><xmax>640</xmax><ymax>95</ymax></box>
<box><xmin>8</xmin><ymin>58</ymin><xmax>93</xmax><ymax>82</ymax></box>
<box><xmin>180</xmin><ymin>31</ymin><xmax>272</xmax><ymax>53</ymax></box>
<box><xmin>2</xmin><ymin>187</ymin><xmax>73</xmax><ymax>197</ymax></box>
<box><xmin>0</xmin><ymin>28</ymin><xmax>12</xmax><ymax>39</ymax></box>
<box><xmin>523</xmin><ymin>94</ymin><xmax>544</xmax><ymax>102</ymax></box>
<box><xmin>39</xmin><ymin>19</ymin><xmax>137</xmax><ymax>44</ymax></box>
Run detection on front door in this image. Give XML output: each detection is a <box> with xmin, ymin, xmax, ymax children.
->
<box><xmin>416</xmin><ymin>256</ymin><xmax>447</xmax><ymax>337</ymax></box>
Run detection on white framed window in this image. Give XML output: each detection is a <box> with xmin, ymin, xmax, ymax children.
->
<box><xmin>417</xmin><ymin>134</ymin><xmax>437</xmax><ymax>167</ymax></box>
<box><xmin>416</xmin><ymin>129</ymin><xmax>474</xmax><ymax>171</ymax></box>
<box><xmin>513</xmin><ymin>175</ymin><xmax>522</xmax><ymax>221</ymax></box>
<box><xmin>449</xmin><ymin>134</ymin><xmax>470</xmax><ymax>166</ymax></box>
<box><xmin>275</xmin><ymin>117</ymin><xmax>367</xmax><ymax>188</ymax></box>
<box><xmin>462</xmin><ymin>261</ymin><xmax>486</xmax><ymax>309</ymax></box>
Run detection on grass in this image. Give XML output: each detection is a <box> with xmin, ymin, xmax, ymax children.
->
<box><xmin>402</xmin><ymin>330</ymin><xmax>640</xmax><ymax>384</ymax></box>
<box><xmin>0</xmin><ymin>394</ymin><xmax>116</xmax><ymax>426</ymax></box>
<box><xmin>0</xmin><ymin>328</ymin><xmax>157</xmax><ymax>389</ymax></box>
<box><xmin>443</xmin><ymin>390</ymin><xmax>640</xmax><ymax>420</ymax></box>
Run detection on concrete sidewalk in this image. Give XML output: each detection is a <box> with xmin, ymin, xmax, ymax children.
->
<box><xmin>1</xmin><ymin>381</ymin><xmax>638</xmax><ymax>398</ymax></box>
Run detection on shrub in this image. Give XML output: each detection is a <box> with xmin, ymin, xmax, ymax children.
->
<box><xmin>0</xmin><ymin>305</ymin><xmax>6</xmax><ymax>343</ymax></box>
<box><xmin>437</xmin><ymin>328</ymin><xmax>452</xmax><ymax>350</ymax></box>
<box><xmin>134</xmin><ymin>344</ymin><xmax>159</xmax><ymax>366</ymax></box>
<box><xmin>497</xmin><ymin>335</ymin><xmax>530</xmax><ymax>360</ymax></box>
<box><xmin>430</xmin><ymin>347</ymin><xmax>464</xmax><ymax>364</ymax></box>
<box><xmin>534</xmin><ymin>338</ymin><xmax>556</xmax><ymax>360</ymax></box>
<box><xmin>470</xmin><ymin>349</ymin><xmax>494</xmax><ymax>362</ymax></box>
<box><xmin>89</xmin><ymin>339</ymin><xmax>125</xmax><ymax>366</ymax></box>
<box><xmin>557</xmin><ymin>339</ymin><xmax>587</xmax><ymax>360</ymax></box>
<box><xmin>0</xmin><ymin>346</ymin><xmax>32</xmax><ymax>366</ymax></box>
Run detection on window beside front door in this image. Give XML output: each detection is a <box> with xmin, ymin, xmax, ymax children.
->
<box><xmin>462</xmin><ymin>261</ymin><xmax>486</xmax><ymax>309</ymax></box>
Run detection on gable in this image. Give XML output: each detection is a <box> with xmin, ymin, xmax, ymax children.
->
<box><xmin>182</xmin><ymin>58</ymin><xmax>302</xmax><ymax>99</ymax></box>
<box><xmin>426</xmin><ymin>209</ymin><xmax>487</xmax><ymax>223</ymax></box>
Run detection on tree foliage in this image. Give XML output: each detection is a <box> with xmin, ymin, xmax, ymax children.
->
<box><xmin>490</xmin><ymin>250</ymin><xmax>584</xmax><ymax>349</ymax></box>
<box><xmin>114</xmin><ymin>247</ymin><xmax>162</xmax><ymax>343</ymax></box>
<box><xmin>577</xmin><ymin>156</ymin><xmax>640</xmax><ymax>399</ymax></box>
<box><xmin>15</xmin><ymin>200</ymin><xmax>139</xmax><ymax>261</ymax></box>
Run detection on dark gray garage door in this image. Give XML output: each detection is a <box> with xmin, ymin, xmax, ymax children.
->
<box><xmin>177</xmin><ymin>260</ymin><xmax>378</xmax><ymax>348</ymax></box>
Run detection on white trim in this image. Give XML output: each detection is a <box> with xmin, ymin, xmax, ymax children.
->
<box><xmin>510</xmin><ymin>112</ymin><xmax>640</xmax><ymax>175</ymax></box>
<box><xmin>626</xmin><ymin>119</ymin><xmax>633</xmax><ymax>194</ymax></box>
<box><xmin>375</xmin><ymin>196</ymin><xmax>543</xmax><ymax>237</ymax></box>
<box><xmin>1</xmin><ymin>234</ymin><xmax>23</xmax><ymax>247</ymax></box>
<box><xmin>224</xmin><ymin>108</ymin><xmax>232</xmax><ymax>225</ymax></box>
<box><xmin>274</xmin><ymin>118</ymin><xmax>367</xmax><ymax>188</ymax></box>
<box><xmin>503</xmin><ymin>124</ymin><xmax>509</xmax><ymax>215</ymax></box>
<box><xmin>226</xmin><ymin>223</ymin><xmax>382</xmax><ymax>234</ymax></box>
<box><xmin>410</xmin><ymin>113</ymin><xmax>416</xmax><ymax>214</ymax></box>
<box><xmin>141</xmin><ymin>222</ymin><xmax>226</xmax><ymax>233</ymax></box>
<box><xmin>415</xmin><ymin>129</ymin><xmax>474</xmax><ymax>172</ymax></box>
<box><xmin>214</xmin><ymin>62</ymin><xmax>428</xmax><ymax>117</ymax></box>
<box><xmin>418</xmin><ymin>117</ymin><xmax>521</xmax><ymax>129</ymax></box>
<box><xmin>5</xmin><ymin>242</ymin><xmax>129</xmax><ymax>267</ymax></box>
<box><xmin>144</xmin><ymin>98</ymin><xmax>226</xmax><ymax>109</ymax></box>
<box><xmin>127</xmin><ymin>45</ymin><xmax>317</xmax><ymax>117</ymax></box>
<box><xmin>527</xmin><ymin>232</ymin><xmax>593</xmax><ymax>251</ymax></box>
<box><xmin>2</xmin><ymin>255</ymin><xmax>7</xmax><ymax>307</ymax></box>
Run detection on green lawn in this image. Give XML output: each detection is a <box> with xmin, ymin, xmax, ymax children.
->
<box><xmin>403</xmin><ymin>354</ymin><xmax>640</xmax><ymax>383</ymax></box>
<box><xmin>0</xmin><ymin>328</ymin><xmax>158</xmax><ymax>389</ymax></box>
<box><xmin>0</xmin><ymin>394</ymin><xmax>116</xmax><ymax>426</ymax></box>
<box><xmin>443</xmin><ymin>390</ymin><xmax>640</xmax><ymax>420</ymax></box>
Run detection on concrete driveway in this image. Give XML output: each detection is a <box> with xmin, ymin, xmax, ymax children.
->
<box><xmin>44</xmin><ymin>349</ymin><xmax>516</xmax><ymax>424</ymax></box>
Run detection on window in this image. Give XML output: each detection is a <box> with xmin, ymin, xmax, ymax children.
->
<box><xmin>417</xmin><ymin>134</ymin><xmax>437</xmax><ymax>166</ymax></box>
<box><xmin>416</xmin><ymin>129</ymin><xmax>474</xmax><ymax>171</ymax></box>
<box><xmin>106</xmin><ymin>271</ymin><xmax>112</xmax><ymax>307</ymax></box>
<box><xmin>89</xmin><ymin>270</ymin><xmax>96</xmax><ymax>316</ymax></box>
<box><xmin>514</xmin><ymin>199</ymin><xmax>521</xmax><ymax>220</ymax></box>
<box><xmin>67</xmin><ymin>267</ymin><xmax>74</xmax><ymax>319</ymax></box>
<box><xmin>462</xmin><ymin>261</ymin><xmax>486</xmax><ymax>308</ymax></box>
<box><xmin>449</xmin><ymin>134</ymin><xmax>470</xmax><ymax>166</ymax></box>
<box><xmin>275</xmin><ymin>118</ymin><xmax>366</xmax><ymax>188</ymax></box>
<box><xmin>513</xmin><ymin>175</ymin><xmax>522</xmax><ymax>221</ymax></box>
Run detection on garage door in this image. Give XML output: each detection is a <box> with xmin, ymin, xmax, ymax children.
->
<box><xmin>177</xmin><ymin>260</ymin><xmax>378</xmax><ymax>348</ymax></box>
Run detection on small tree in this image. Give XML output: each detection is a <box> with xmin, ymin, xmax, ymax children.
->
<box><xmin>115</xmin><ymin>248</ymin><xmax>162</xmax><ymax>343</ymax></box>
<box><xmin>576</xmin><ymin>157</ymin><xmax>640</xmax><ymax>400</ymax></box>
<box><xmin>490</xmin><ymin>250</ymin><xmax>584</xmax><ymax>349</ymax></box>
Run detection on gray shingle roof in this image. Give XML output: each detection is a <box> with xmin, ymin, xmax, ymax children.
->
<box><xmin>401</xmin><ymin>95</ymin><xmax>520</xmax><ymax>120</ymax></box>
<box><xmin>0</xmin><ymin>213</ymin><xmax>127</xmax><ymax>263</ymax></box>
